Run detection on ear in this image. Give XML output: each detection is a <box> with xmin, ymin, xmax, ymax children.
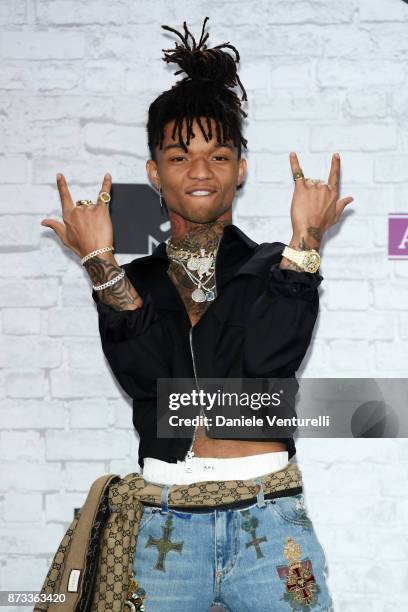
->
<box><xmin>237</xmin><ymin>156</ymin><xmax>247</xmax><ymax>187</ymax></box>
<box><xmin>146</xmin><ymin>159</ymin><xmax>160</xmax><ymax>190</ymax></box>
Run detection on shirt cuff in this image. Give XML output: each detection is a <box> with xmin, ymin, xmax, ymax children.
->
<box><xmin>92</xmin><ymin>288</ymin><xmax>100</xmax><ymax>304</ymax></box>
<box><xmin>268</xmin><ymin>262</ymin><xmax>323</xmax><ymax>301</ymax></box>
<box><xmin>92</xmin><ymin>291</ymin><xmax>158</xmax><ymax>338</ymax></box>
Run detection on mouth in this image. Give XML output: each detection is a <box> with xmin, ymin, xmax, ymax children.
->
<box><xmin>186</xmin><ymin>189</ymin><xmax>217</xmax><ymax>197</ymax></box>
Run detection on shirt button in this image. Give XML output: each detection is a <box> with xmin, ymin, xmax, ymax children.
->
<box><xmin>216</xmin><ymin>570</ymin><xmax>222</xmax><ymax>577</ymax></box>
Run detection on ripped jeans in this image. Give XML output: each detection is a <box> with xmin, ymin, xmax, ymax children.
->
<box><xmin>132</xmin><ymin>480</ymin><xmax>334</xmax><ymax>611</ymax></box>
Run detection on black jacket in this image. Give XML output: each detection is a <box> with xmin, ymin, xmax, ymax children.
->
<box><xmin>92</xmin><ymin>223</ymin><xmax>323</xmax><ymax>469</ymax></box>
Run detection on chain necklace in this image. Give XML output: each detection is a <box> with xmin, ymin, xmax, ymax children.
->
<box><xmin>166</xmin><ymin>236</ymin><xmax>221</xmax><ymax>303</ymax></box>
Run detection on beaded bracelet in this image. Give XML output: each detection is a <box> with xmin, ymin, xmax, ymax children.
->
<box><xmin>93</xmin><ymin>269</ymin><xmax>125</xmax><ymax>291</ymax></box>
<box><xmin>81</xmin><ymin>246</ymin><xmax>115</xmax><ymax>266</ymax></box>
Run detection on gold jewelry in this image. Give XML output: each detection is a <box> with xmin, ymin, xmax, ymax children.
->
<box><xmin>293</xmin><ymin>172</ymin><xmax>338</xmax><ymax>190</ymax></box>
<box><xmin>282</xmin><ymin>246</ymin><xmax>321</xmax><ymax>273</ymax></box>
<box><xmin>166</xmin><ymin>238</ymin><xmax>220</xmax><ymax>303</ymax></box>
<box><xmin>327</xmin><ymin>181</ymin><xmax>339</xmax><ymax>191</ymax></box>
<box><xmin>76</xmin><ymin>192</ymin><xmax>111</xmax><ymax>208</ymax></box>
<box><xmin>76</xmin><ymin>199</ymin><xmax>94</xmax><ymax>207</ymax></box>
<box><xmin>296</xmin><ymin>176</ymin><xmax>327</xmax><ymax>186</ymax></box>
<box><xmin>305</xmin><ymin>178</ymin><xmax>340</xmax><ymax>191</ymax></box>
<box><xmin>305</xmin><ymin>178</ymin><xmax>325</xmax><ymax>185</ymax></box>
<box><xmin>98</xmin><ymin>191</ymin><xmax>111</xmax><ymax>204</ymax></box>
<box><xmin>166</xmin><ymin>242</ymin><xmax>218</xmax><ymax>262</ymax></box>
<box><xmin>125</xmin><ymin>577</ymin><xmax>147</xmax><ymax>611</ymax></box>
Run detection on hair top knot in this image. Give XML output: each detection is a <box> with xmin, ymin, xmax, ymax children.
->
<box><xmin>146</xmin><ymin>16</ymin><xmax>249</xmax><ymax>166</ymax></box>
<box><xmin>161</xmin><ymin>16</ymin><xmax>247</xmax><ymax>102</ymax></box>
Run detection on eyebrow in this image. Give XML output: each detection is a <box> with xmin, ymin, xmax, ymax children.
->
<box><xmin>161</xmin><ymin>142</ymin><xmax>236</xmax><ymax>153</ymax></box>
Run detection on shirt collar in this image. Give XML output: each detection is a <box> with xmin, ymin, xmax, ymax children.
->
<box><xmin>131</xmin><ymin>223</ymin><xmax>264</xmax><ymax>311</ymax></box>
<box><xmin>144</xmin><ymin>222</ymin><xmax>258</xmax><ymax>262</ymax></box>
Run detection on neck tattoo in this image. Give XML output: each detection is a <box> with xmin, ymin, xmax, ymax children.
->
<box><xmin>166</xmin><ymin>220</ymin><xmax>229</xmax><ymax>303</ymax></box>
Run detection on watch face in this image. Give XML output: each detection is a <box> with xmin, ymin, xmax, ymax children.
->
<box><xmin>304</xmin><ymin>251</ymin><xmax>320</xmax><ymax>272</ymax></box>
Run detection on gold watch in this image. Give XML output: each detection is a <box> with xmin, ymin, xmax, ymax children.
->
<box><xmin>282</xmin><ymin>246</ymin><xmax>321</xmax><ymax>273</ymax></box>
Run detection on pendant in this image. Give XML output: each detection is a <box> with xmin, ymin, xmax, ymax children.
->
<box><xmin>187</xmin><ymin>256</ymin><xmax>212</xmax><ymax>278</ymax></box>
<box><xmin>192</xmin><ymin>288</ymin><xmax>206</xmax><ymax>302</ymax></box>
<box><xmin>197</xmin><ymin>259</ymin><xmax>212</xmax><ymax>278</ymax></box>
<box><xmin>206</xmin><ymin>290</ymin><xmax>215</xmax><ymax>301</ymax></box>
<box><xmin>187</xmin><ymin>257</ymin><xmax>200</xmax><ymax>271</ymax></box>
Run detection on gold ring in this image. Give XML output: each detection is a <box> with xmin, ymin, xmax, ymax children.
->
<box><xmin>98</xmin><ymin>191</ymin><xmax>111</xmax><ymax>204</ymax></box>
<box><xmin>304</xmin><ymin>178</ymin><xmax>327</xmax><ymax>187</ymax></box>
<box><xmin>293</xmin><ymin>171</ymin><xmax>304</xmax><ymax>182</ymax></box>
<box><xmin>76</xmin><ymin>199</ymin><xmax>94</xmax><ymax>207</ymax></box>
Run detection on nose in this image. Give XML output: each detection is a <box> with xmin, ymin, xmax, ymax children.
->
<box><xmin>187</xmin><ymin>157</ymin><xmax>214</xmax><ymax>180</ymax></box>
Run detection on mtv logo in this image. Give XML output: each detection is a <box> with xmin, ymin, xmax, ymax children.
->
<box><xmin>388</xmin><ymin>214</ymin><xmax>408</xmax><ymax>258</ymax></box>
<box><xmin>147</xmin><ymin>224</ymin><xmax>171</xmax><ymax>253</ymax></box>
<box><xmin>110</xmin><ymin>184</ymin><xmax>171</xmax><ymax>255</ymax></box>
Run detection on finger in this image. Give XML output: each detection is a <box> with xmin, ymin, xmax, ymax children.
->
<box><xmin>304</xmin><ymin>178</ymin><xmax>322</xmax><ymax>187</ymax></box>
<box><xmin>289</xmin><ymin>152</ymin><xmax>305</xmax><ymax>188</ymax></box>
<box><xmin>40</xmin><ymin>218</ymin><xmax>67</xmax><ymax>242</ymax></box>
<box><xmin>327</xmin><ymin>153</ymin><xmax>340</xmax><ymax>191</ymax></box>
<box><xmin>56</xmin><ymin>173</ymin><xmax>75</xmax><ymax>216</ymax></box>
<box><xmin>97</xmin><ymin>172</ymin><xmax>112</xmax><ymax>204</ymax></box>
<box><xmin>335</xmin><ymin>196</ymin><xmax>354</xmax><ymax>220</ymax></box>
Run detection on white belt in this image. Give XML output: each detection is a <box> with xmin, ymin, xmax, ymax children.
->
<box><xmin>142</xmin><ymin>451</ymin><xmax>289</xmax><ymax>486</ymax></box>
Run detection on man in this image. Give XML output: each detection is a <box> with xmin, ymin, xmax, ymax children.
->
<box><xmin>41</xmin><ymin>17</ymin><xmax>352</xmax><ymax>611</ymax></box>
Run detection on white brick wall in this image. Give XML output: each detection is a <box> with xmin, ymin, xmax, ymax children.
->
<box><xmin>1</xmin><ymin>0</ymin><xmax>408</xmax><ymax>609</ymax></box>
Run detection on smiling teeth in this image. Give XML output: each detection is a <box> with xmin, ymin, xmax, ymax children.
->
<box><xmin>190</xmin><ymin>190</ymin><xmax>213</xmax><ymax>196</ymax></box>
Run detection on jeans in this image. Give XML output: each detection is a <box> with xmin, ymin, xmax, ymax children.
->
<box><xmin>132</xmin><ymin>481</ymin><xmax>334</xmax><ymax>611</ymax></box>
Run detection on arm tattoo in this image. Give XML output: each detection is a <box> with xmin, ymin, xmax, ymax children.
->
<box><xmin>307</xmin><ymin>226</ymin><xmax>323</xmax><ymax>243</ymax></box>
<box><xmin>84</xmin><ymin>255</ymin><xmax>143</xmax><ymax>311</ymax></box>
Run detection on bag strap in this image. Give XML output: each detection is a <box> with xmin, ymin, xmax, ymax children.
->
<box><xmin>37</xmin><ymin>474</ymin><xmax>121</xmax><ymax>612</ymax></box>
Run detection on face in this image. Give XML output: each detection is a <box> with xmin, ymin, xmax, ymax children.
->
<box><xmin>146</xmin><ymin>117</ymin><xmax>247</xmax><ymax>224</ymax></box>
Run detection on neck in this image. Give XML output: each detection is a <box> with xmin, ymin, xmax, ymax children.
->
<box><xmin>168</xmin><ymin>212</ymin><xmax>232</xmax><ymax>252</ymax></box>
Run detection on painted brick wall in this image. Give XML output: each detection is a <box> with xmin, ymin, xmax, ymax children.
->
<box><xmin>1</xmin><ymin>1</ymin><xmax>408</xmax><ymax>609</ymax></box>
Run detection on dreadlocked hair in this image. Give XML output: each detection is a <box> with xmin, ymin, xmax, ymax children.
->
<box><xmin>147</xmin><ymin>16</ymin><xmax>248</xmax><ymax>162</ymax></box>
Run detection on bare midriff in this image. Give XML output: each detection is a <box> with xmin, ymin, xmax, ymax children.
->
<box><xmin>189</xmin><ymin>312</ymin><xmax>287</xmax><ymax>458</ymax></box>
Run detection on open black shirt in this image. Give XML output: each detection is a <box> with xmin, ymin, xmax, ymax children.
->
<box><xmin>92</xmin><ymin>223</ymin><xmax>323</xmax><ymax>469</ymax></box>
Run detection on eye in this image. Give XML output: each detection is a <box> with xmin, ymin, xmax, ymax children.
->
<box><xmin>213</xmin><ymin>155</ymin><xmax>229</xmax><ymax>161</ymax></box>
<box><xmin>169</xmin><ymin>156</ymin><xmax>186</xmax><ymax>162</ymax></box>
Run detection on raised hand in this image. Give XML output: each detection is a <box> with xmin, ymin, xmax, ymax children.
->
<box><xmin>289</xmin><ymin>152</ymin><xmax>354</xmax><ymax>247</ymax></box>
<box><xmin>40</xmin><ymin>173</ymin><xmax>113</xmax><ymax>259</ymax></box>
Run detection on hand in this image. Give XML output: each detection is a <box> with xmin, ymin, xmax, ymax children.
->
<box><xmin>289</xmin><ymin>152</ymin><xmax>354</xmax><ymax>244</ymax></box>
<box><xmin>40</xmin><ymin>173</ymin><xmax>113</xmax><ymax>259</ymax></box>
